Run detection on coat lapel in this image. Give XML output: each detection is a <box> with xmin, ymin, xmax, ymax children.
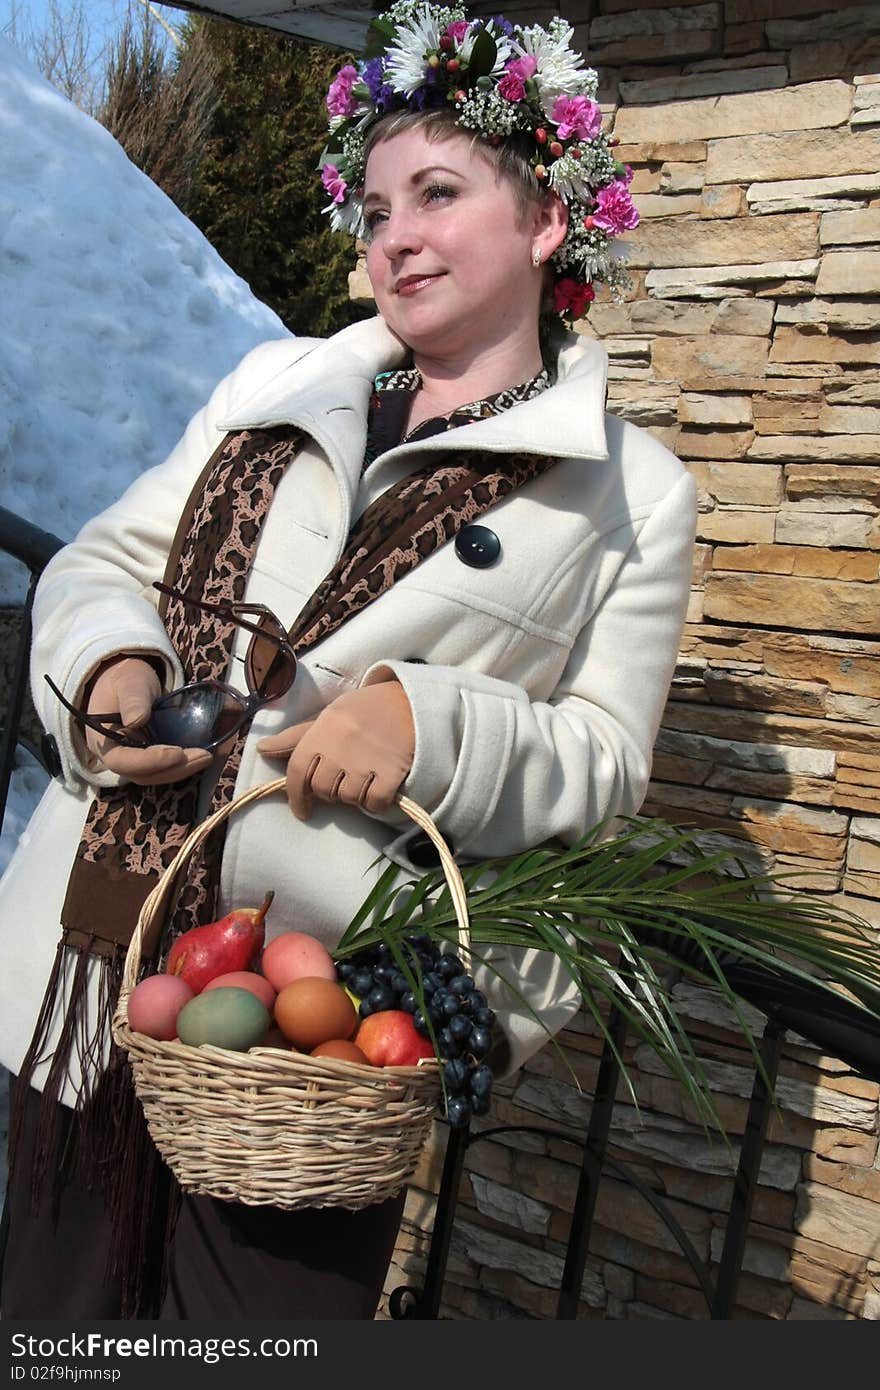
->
<box><xmin>216</xmin><ymin>315</ymin><xmax>610</xmax><ymax>515</ymax></box>
<box><xmin>217</xmin><ymin>319</ymin><xmax>409</xmax><ymax>523</ymax></box>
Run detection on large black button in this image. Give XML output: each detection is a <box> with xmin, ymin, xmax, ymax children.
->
<box><xmin>455</xmin><ymin>525</ymin><xmax>501</xmax><ymax>569</ymax></box>
<box><xmin>40</xmin><ymin>733</ymin><xmax>63</xmax><ymax>779</ymax></box>
<box><xmin>406</xmin><ymin>830</ymin><xmax>455</xmax><ymax>869</ymax></box>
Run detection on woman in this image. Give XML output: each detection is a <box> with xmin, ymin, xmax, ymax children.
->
<box><xmin>0</xmin><ymin>6</ymin><xmax>697</xmax><ymax>1320</ymax></box>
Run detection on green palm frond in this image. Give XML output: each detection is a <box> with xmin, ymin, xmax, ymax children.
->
<box><xmin>335</xmin><ymin>818</ymin><xmax>880</xmax><ymax>1140</ymax></box>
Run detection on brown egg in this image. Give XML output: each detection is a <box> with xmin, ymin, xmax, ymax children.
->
<box><xmin>273</xmin><ymin>978</ymin><xmax>357</xmax><ymax>1050</ymax></box>
<box><xmin>253</xmin><ymin>1026</ymin><xmax>292</xmax><ymax>1051</ymax></box>
<box><xmin>311</xmin><ymin>1038</ymin><xmax>372</xmax><ymax>1065</ymax></box>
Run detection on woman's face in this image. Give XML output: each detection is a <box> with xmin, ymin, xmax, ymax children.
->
<box><xmin>363</xmin><ymin>126</ymin><xmax>546</xmax><ymax>362</ymax></box>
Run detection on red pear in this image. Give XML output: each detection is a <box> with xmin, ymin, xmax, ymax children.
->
<box><xmin>164</xmin><ymin>892</ymin><xmax>274</xmax><ymax>993</ymax></box>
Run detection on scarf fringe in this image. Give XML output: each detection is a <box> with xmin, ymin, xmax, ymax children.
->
<box><xmin>8</xmin><ymin>937</ymin><xmax>88</xmax><ymax>1208</ymax></box>
<box><xmin>8</xmin><ymin>937</ymin><xmax>177</xmax><ymax>1318</ymax></box>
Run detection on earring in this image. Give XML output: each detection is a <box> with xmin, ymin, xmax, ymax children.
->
<box><xmin>532</xmin><ymin>247</ymin><xmax>542</xmax><ymax>266</ymax></box>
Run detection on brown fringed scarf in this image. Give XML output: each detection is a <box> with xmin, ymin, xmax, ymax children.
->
<box><xmin>11</xmin><ymin>422</ymin><xmax>556</xmax><ymax>1315</ymax></box>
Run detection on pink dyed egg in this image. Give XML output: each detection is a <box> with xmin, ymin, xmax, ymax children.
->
<box><xmin>204</xmin><ymin>971</ymin><xmax>277</xmax><ymax>1012</ymax></box>
<box><xmin>127</xmin><ymin>974</ymin><xmax>194</xmax><ymax>1041</ymax></box>
<box><xmin>260</xmin><ymin>932</ymin><xmax>337</xmax><ymax>992</ymax></box>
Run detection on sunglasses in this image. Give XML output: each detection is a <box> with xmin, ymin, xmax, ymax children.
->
<box><xmin>44</xmin><ymin>581</ymin><xmax>297</xmax><ymax>753</ymax></box>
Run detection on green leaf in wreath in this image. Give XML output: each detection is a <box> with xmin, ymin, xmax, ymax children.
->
<box><xmin>468</xmin><ymin>29</ymin><xmax>497</xmax><ymax>82</ymax></box>
<box><xmin>365</xmin><ymin>17</ymin><xmax>397</xmax><ymax>60</ymax></box>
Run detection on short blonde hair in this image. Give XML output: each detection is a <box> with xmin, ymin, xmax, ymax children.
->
<box><xmin>363</xmin><ymin>108</ymin><xmax>543</xmax><ymax>227</ymax></box>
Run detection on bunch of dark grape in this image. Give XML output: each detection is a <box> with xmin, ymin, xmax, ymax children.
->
<box><xmin>337</xmin><ymin>933</ymin><xmax>495</xmax><ymax>1128</ymax></box>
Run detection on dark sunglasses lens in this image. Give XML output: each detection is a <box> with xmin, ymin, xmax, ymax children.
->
<box><xmin>147</xmin><ymin>686</ymin><xmax>245</xmax><ymax>748</ymax></box>
<box><xmin>246</xmin><ymin>617</ymin><xmax>295</xmax><ymax>701</ymax></box>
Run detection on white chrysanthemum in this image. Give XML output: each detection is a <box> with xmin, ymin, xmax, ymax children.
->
<box><xmin>548</xmin><ymin>153</ymin><xmax>594</xmax><ymax>205</ymax></box>
<box><xmin>457</xmin><ymin>20</ymin><xmax>514</xmax><ymax>74</ymax></box>
<box><xmin>384</xmin><ymin>5</ymin><xmax>445</xmax><ymax>94</ymax></box>
<box><xmin>326</xmin><ymin>195</ymin><xmax>367</xmax><ymax>240</ymax></box>
<box><xmin>514</xmin><ymin>20</ymin><xmax>597</xmax><ymax>118</ymax></box>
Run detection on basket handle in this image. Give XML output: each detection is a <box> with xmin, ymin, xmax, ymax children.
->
<box><xmin>122</xmin><ymin>779</ymin><xmax>470</xmax><ymax>996</ymax></box>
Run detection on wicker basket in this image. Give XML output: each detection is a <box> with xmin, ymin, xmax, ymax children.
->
<box><xmin>112</xmin><ymin>777</ymin><xmax>469</xmax><ymax>1211</ymax></box>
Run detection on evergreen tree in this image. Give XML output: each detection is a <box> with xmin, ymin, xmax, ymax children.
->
<box><xmin>183</xmin><ymin>19</ymin><xmax>365</xmax><ymax>338</ymax></box>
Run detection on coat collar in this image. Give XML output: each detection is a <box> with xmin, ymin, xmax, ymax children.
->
<box><xmin>218</xmin><ymin>315</ymin><xmax>609</xmax><ymax>501</ymax></box>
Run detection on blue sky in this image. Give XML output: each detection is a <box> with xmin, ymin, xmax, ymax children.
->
<box><xmin>1</xmin><ymin>1</ymin><xmax>183</xmax><ymax>68</ymax></box>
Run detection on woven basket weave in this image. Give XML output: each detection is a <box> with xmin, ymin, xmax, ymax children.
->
<box><xmin>112</xmin><ymin>777</ymin><xmax>469</xmax><ymax>1210</ymax></box>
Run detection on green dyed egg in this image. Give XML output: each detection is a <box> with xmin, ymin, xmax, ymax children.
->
<box><xmin>176</xmin><ymin>987</ymin><xmax>270</xmax><ymax>1051</ymax></box>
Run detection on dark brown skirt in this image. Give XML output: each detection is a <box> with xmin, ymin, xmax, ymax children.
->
<box><xmin>1</xmin><ymin>1079</ymin><xmax>405</xmax><ymax>1320</ymax></box>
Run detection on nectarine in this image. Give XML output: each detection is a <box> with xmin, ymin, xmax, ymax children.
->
<box><xmin>355</xmin><ymin>1011</ymin><xmax>435</xmax><ymax>1067</ymax></box>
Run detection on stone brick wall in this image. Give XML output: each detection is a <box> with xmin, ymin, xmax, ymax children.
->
<box><xmin>381</xmin><ymin>1</ymin><xmax>880</xmax><ymax>1321</ymax></box>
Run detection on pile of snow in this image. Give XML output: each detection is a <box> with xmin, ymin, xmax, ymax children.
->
<box><xmin>0</xmin><ymin>34</ymin><xmax>290</xmax><ymax>595</ymax></box>
<box><xmin>0</xmin><ymin>35</ymin><xmax>292</xmax><ymax>869</ymax></box>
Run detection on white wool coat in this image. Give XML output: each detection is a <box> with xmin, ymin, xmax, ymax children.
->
<box><xmin>0</xmin><ymin>316</ymin><xmax>697</xmax><ymax>1106</ymax></box>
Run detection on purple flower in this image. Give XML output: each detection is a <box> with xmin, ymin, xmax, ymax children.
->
<box><xmin>362</xmin><ymin>57</ymin><xmax>385</xmax><ymax>102</ymax></box>
<box><xmin>498</xmin><ymin>55</ymin><xmax>537</xmax><ymax>102</ymax></box>
<box><xmin>491</xmin><ymin>15</ymin><xmax>514</xmax><ymax>37</ymax></box>
<box><xmin>363</xmin><ymin>58</ymin><xmax>396</xmax><ymax>112</ymax></box>
<box><xmin>321</xmin><ymin>163</ymin><xmax>348</xmax><ymax>205</ymax></box>
<box><xmin>551</xmin><ymin>94</ymin><xmax>603</xmax><ymax>142</ymax></box>
<box><xmin>326</xmin><ymin>64</ymin><xmax>358</xmax><ymax>118</ymax></box>
<box><xmin>592</xmin><ymin>180</ymin><xmax>640</xmax><ymax>234</ymax></box>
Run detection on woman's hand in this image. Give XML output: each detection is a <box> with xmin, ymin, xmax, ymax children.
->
<box><xmin>84</xmin><ymin>656</ymin><xmax>214</xmax><ymax>785</ymax></box>
<box><xmin>258</xmin><ymin>681</ymin><xmax>415</xmax><ymax>820</ymax></box>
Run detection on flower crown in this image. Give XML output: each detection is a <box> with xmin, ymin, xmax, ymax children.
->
<box><xmin>319</xmin><ymin>3</ymin><xmax>638</xmax><ymax>323</ymax></box>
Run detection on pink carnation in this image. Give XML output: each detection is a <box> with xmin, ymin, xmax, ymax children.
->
<box><xmin>326</xmin><ymin>64</ymin><xmax>359</xmax><ymax>118</ymax></box>
<box><xmin>444</xmin><ymin>20</ymin><xmax>470</xmax><ymax>41</ymax></box>
<box><xmin>498</xmin><ymin>55</ymin><xmax>537</xmax><ymax>103</ymax></box>
<box><xmin>552</xmin><ymin>278</ymin><xmax>596</xmax><ymax>320</ymax></box>
<box><xmin>321</xmin><ymin>163</ymin><xmax>348</xmax><ymax>205</ymax></box>
<box><xmin>592</xmin><ymin>180</ymin><xmax>640</xmax><ymax>234</ymax></box>
<box><xmin>551</xmin><ymin>94</ymin><xmax>603</xmax><ymax>143</ymax></box>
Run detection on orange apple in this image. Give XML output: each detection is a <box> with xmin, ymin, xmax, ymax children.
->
<box><xmin>355</xmin><ymin>1010</ymin><xmax>435</xmax><ymax>1067</ymax></box>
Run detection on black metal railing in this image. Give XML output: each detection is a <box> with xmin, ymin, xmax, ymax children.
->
<box><xmin>389</xmin><ymin>1010</ymin><xmax>784</xmax><ymax>1320</ymax></box>
<box><xmin>0</xmin><ymin>506</ymin><xmax>65</xmax><ymax>830</ymax></box>
<box><xmin>0</xmin><ymin>508</ymin><xmax>65</xmax><ymax>822</ymax></box>
<box><xmin>388</xmin><ymin>943</ymin><xmax>880</xmax><ymax>1320</ymax></box>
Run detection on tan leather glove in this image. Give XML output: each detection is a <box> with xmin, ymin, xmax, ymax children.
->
<box><xmin>257</xmin><ymin>680</ymin><xmax>415</xmax><ymax>820</ymax></box>
<box><xmin>84</xmin><ymin>655</ymin><xmax>213</xmax><ymax>786</ymax></box>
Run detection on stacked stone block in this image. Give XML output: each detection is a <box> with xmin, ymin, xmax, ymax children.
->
<box><xmin>382</xmin><ymin>1</ymin><xmax>880</xmax><ymax>1321</ymax></box>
